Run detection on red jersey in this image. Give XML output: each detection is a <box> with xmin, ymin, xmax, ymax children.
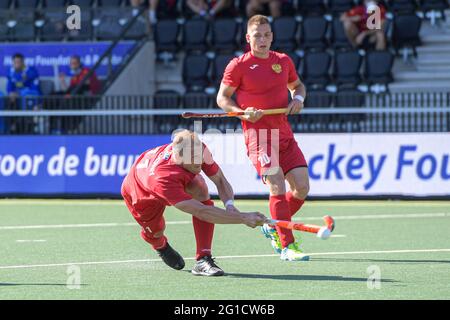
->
<box><xmin>347</xmin><ymin>4</ymin><xmax>386</xmax><ymax>32</ymax></box>
<box><xmin>222</xmin><ymin>51</ymin><xmax>299</xmax><ymax>144</ymax></box>
<box><xmin>69</xmin><ymin>67</ymin><xmax>101</xmax><ymax>95</ymax></box>
<box><xmin>129</xmin><ymin>143</ymin><xmax>219</xmax><ymax>206</ymax></box>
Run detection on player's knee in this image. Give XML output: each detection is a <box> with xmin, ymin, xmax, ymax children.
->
<box><xmin>265</xmin><ymin>171</ymin><xmax>286</xmax><ymax>195</ymax></box>
<box><xmin>294</xmin><ymin>182</ymin><xmax>309</xmax><ymax>199</ymax></box>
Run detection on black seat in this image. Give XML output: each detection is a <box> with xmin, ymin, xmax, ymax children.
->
<box><xmin>98</xmin><ymin>0</ymin><xmax>122</xmax><ymax>7</ymax></box>
<box><xmin>364</xmin><ymin>50</ymin><xmax>394</xmax><ymax>84</ymax></box>
<box><xmin>44</xmin><ymin>0</ymin><xmax>67</xmax><ymax>7</ymax></box>
<box><xmin>183</xmin><ymin>53</ymin><xmax>210</xmax><ymax>91</ymax></box>
<box><xmin>297</xmin><ymin>0</ymin><xmax>326</xmax><ymax>16</ymax></box>
<box><xmin>211</xmin><ymin>18</ymin><xmax>238</xmax><ymax>53</ymax></box>
<box><xmin>182</xmin><ymin>18</ymin><xmax>209</xmax><ymax>52</ymax></box>
<box><xmin>300</xmin><ymin>89</ymin><xmax>332</xmax><ymax>132</ymax></box>
<box><xmin>331</xmin><ymin>17</ymin><xmax>352</xmax><ymax>49</ymax></box>
<box><xmin>68</xmin><ymin>8</ymin><xmax>92</xmax><ymax>40</ymax></box>
<box><xmin>212</xmin><ymin>53</ymin><xmax>235</xmax><ymax>87</ymax></box>
<box><xmin>16</xmin><ymin>0</ymin><xmax>38</xmax><ymax>8</ymax></box>
<box><xmin>420</xmin><ymin>0</ymin><xmax>449</xmax><ymax>12</ymax></box>
<box><xmin>334</xmin><ymin>88</ymin><xmax>365</xmax><ymax>132</ymax></box>
<box><xmin>74</xmin><ymin>0</ymin><xmax>93</xmax><ymax>9</ymax></box>
<box><xmin>183</xmin><ymin>91</ymin><xmax>211</xmax><ymax>109</ymax></box>
<box><xmin>328</xmin><ymin>0</ymin><xmax>354</xmax><ymax>15</ymax></box>
<box><xmin>9</xmin><ymin>13</ymin><xmax>35</xmax><ymax>41</ymax></box>
<box><xmin>300</xmin><ymin>16</ymin><xmax>328</xmax><ymax>50</ymax></box>
<box><xmin>95</xmin><ymin>8</ymin><xmax>123</xmax><ymax>40</ymax></box>
<box><xmin>0</xmin><ymin>0</ymin><xmax>11</xmax><ymax>9</ymax></box>
<box><xmin>272</xmin><ymin>16</ymin><xmax>298</xmax><ymax>52</ymax></box>
<box><xmin>305</xmin><ymin>89</ymin><xmax>333</xmax><ymax>108</ymax></box>
<box><xmin>334</xmin><ymin>50</ymin><xmax>362</xmax><ymax>87</ymax></box>
<box><xmin>40</xmin><ymin>9</ymin><xmax>66</xmax><ymax>41</ymax></box>
<box><xmin>40</xmin><ymin>79</ymin><xmax>55</xmax><ymax>95</ymax></box>
<box><xmin>153</xmin><ymin>90</ymin><xmax>181</xmax><ymax>109</ymax></box>
<box><xmin>123</xmin><ymin>9</ymin><xmax>147</xmax><ymax>40</ymax></box>
<box><xmin>392</xmin><ymin>14</ymin><xmax>422</xmax><ymax>54</ymax></box>
<box><xmin>154</xmin><ymin>19</ymin><xmax>179</xmax><ymax>56</ymax></box>
<box><xmin>387</xmin><ymin>0</ymin><xmax>417</xmax><ymax>13</ymax></box>
<box><xmin>302</xmin><ymin>51</ymin><xmax>331</xmax><ymax>88</ymax></box>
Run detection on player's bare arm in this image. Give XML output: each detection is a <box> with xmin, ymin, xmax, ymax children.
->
<box><xmin>174</xmin><ymin>199</ymin><xmax>266</xmax><ymax>228</ymax></box>
<box><xmin>217</xmin><ymin>82</ymin><xmax>263</xmax><ymax>123</ymax></box>
<box><xmin>208</xmin><ymin>168</ymin><xmax>239</xmax><ymax>213</ymax></box>
<box><xmin>286</xmin><ymin>78</ymin><xmax>306</xmax><ymax>115</ymax></box>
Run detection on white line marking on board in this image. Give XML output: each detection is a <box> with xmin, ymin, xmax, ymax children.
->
<box><xmin>1</xmin><ymin>248</ymin><xmax>449</xmax><ymax>270</ymax></box>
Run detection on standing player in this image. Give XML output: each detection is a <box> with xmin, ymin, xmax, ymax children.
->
<box><xmin>121</xmin><ymin>130</ymin><xmax>266</xmax><ymax>276</ymax></box>
<box><xmin>216</xmin><ymin>15</ymin><xmax>309</xmax><ymax>261</ymax></box>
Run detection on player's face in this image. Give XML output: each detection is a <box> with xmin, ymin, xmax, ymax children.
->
<box><xmin>247</xmin><ymin>23</ymin><xmax>273</xmax><ymax>57</ymax></box>
<box><xmin>13</xmin><ymin>58</ymin><xmax>24</xmax><ymax>71</ymax></box>
<box><xmin>180</xmin><ymin>142</ymin><xmax>203</xmax><ymax>174</ymax></box>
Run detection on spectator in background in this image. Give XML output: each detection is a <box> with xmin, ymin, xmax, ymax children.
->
<box><xmin>340</xmin><ymin>0</ymin><xmax>387</xmax><ymax>50</ymax></box>
<box><xmin>149</xmin><ymin>0</ymin><xmax>179</xmax><ymax>24</ymax></box>
<box><xmin>7</xmin><ymin>53</ymin><xmax>41</xmax><ymax>110</ymax></box>
<box><xmin>6</xmin><ymin>53</ymin><xmax>42</xmax><ymax>134</ymax></box>
<box><xmin>186</xmin><ymin>0</ymin><xmax>234</xmax><ymax>19</ymax></box>
<box><xmin>58</xmin><ymin>55</ymin><xmax>101</xmax><ymax>96</ymax></box>
<box><xmin>246</xmin><ymin>0</ymin><xmax>281</xmax><ymax>18</ymax></box>
<box><xmin>54</xmin><ymin>55</ymin><xmax>101</xmax><ymax>134</ymax></box>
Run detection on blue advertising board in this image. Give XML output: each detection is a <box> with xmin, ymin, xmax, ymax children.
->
<box><xmin>0</xmin><ymin>42</ymin><xmax>136</xmax><ymax>78</ymax></box>
<box><xmin>0</xmin><ymin>135</ymin><xmax>170</xmax><ymax>195</ymax></box>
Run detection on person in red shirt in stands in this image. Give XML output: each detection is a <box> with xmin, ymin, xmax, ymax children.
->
<box><xmin>340</xmin><ymin>0</ymin><xmax>387</xmax><ymax>50</ymax></box>
<box><xmin>121</xmin><ymin>130</ymin><xmax>267</xmax><ymax>276</ymax></box>
<box><xmin>59</xmin><ymin>55</ymin><xmax>101</xmax><ymax>96</ymax></box>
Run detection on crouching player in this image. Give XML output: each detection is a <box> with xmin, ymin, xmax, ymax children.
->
<box><xmin>121</xmin><ymin>130</ymin><xmax>267</xmax><ymax>276</ymax></box>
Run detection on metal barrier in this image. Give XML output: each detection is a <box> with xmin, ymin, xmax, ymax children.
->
<box><xmin>0</xmin><ymin>91</ymin><xmax>449</xmax><ymax>135</ymax></box>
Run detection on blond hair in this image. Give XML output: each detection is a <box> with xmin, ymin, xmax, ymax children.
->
<box><xmin>247</xmin><ymin>14</ymin><xmax>270</xmax><ymax>30</ymax></box>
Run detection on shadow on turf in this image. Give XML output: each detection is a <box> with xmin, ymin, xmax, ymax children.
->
<box><xmin>220</xmin><ymin>273</ymin><xmax>397</xmax><ymax>283</ymax></box>
<box><xmin>0</xmin><ymin>283</ymin><xmax>88</xmax><ymax>287</ymax></box>
<box><xmin>311</xmin><ymin>257</ymin><xmax>450</xmax><ymax>264</ymax></box>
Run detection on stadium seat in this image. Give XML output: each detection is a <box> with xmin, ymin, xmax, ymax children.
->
<box><xmin>16</xmin><ymin>0</ymin><xmax>39</xmax><ymax>8</ymax></box>
<box><xmin>297</xmin><ymin>0</ymin><xmax>326</xmax><ymax>16</ymax></box>
<box><xmin>0</xmin><ymin>0</ymin><xmax>10</xmax><ymax>9</ymax></box>
<box><xmin>153</xmin><ymin>89</ymin><xmax>181</xmax><ymax>109</ymax></box>
<box><xmin>9</xmin><ymin>11</ymin><xmax>35</xmax><ymax>41</ymax></box>
<box><xmin>154</xmin><ymin>19</ymin><xmax>179</xmax><ymax>57</ymax></box>
<box><xmin>123</xmin><ymin>9</ymin><xmax>147</xmax><ymax>40</ymax></box>
<box><xmin>387</xmin><ymin>0</ymin><xmax>417</xmax><ymax>13</ymax></box>
<box><xmin>302</xmin><ymin>51</ymin><xmax>331</xmax><ymax>88</ymax></box>
<box><xmin>334</xmin><ymin>88</ymin><xmax>365</xmax><ymax>132</ymax></box>
<box><xmin>364</xmin><ymin>50</ymin><xmax>394</xmax><ymax>85</ymax></box>
<box><xmin>272</xmin><ymin>16</ymin><xmax>298</xmax><ymax>52</ymax></box>
<box><xmin>211</xmin><ymin>18</ymin><xmax>238</xmax><ymax>53</ymax></box>
<box><xmin>301</xmin><ymin>89</ymin><xmax>333</xmax><ymax>132</ymax></box>
<box><xmin>98</xmin><ymin>0</ymin><xmax>122</xmax><ymax>7</ymax></box>
<box><xmin>183</xmin><ymin>53</ymin><xmax>210</xmax><ymax>91</ymax></box>
<box><xmin>328</xmin><ymin>0</ymin><xmax>354</xmax><ymax>15</ymax></box>
<box><xmin>182</xmin><ymin>18</ymin><xmax>209</xmax><ymax>52</ymax></box>
<box><xmin>420</xmin><ymin>0</ymin><xmax>449</xmax><ymax>12</ymax></box>
<box><xmin>300</xmin><ymin>16</ymin><xmax>328</xmax><ymax>50</ymax></box>
<box><xmin>334</xmin><ymin>50</ymin><xmax>362</xmax><ymax>87</ymax></box>
<box><xmin>212</xmin><ymin>53</ymin><xmax>235</xmax><ymax>87</ymax></box>
<box><xmin>331</xmin><ymin>17</ymin><xmax>352</xmax><ymax>49</ymax></box>
<box><xmin>391</xmin><ymin>14</ymin><xmax>422</xmax><ymax>56</ymax></box>
<box><xmin>74</xmin><ymin>0</ymin><xmax>93</xmax><ymax>9</ymax></box>
<box><xmin>0</xmin><ymin>21</ymin><xmax>8</xmax><ymax>40</ymax></box>
<box><xmin>40</xmin><ymin>9</ymin><xmax>66</xmax><ymax>41</ymax></box>
<box><xmin>68</xmin><ymin>8</ymin><xmax>92</xmax><ymax>40</ymax></box>
<box><xmin>40</xmin><ymin>79</ymin><xmax>55</xmax><ymax>95</ymax></box>
<box><xmin>95</xmin><ymin>8</ymin><xmax>123</xmax><ymax>40</ymax></box>
<box><xmin>183</xmin><ymin>91</ymin><xmax>211</xmax><ymax>109</ymax></box>
<box><xmin>44</xmin><ymin>0</ymin><xmax>67</xmax><ymax>8</ymax></box>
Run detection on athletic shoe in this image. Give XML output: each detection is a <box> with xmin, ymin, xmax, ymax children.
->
<box><xmin>191</xmin><ymin>256</ymin><xmax>225</xmax><ymax>276</ymax></box>
<box><xmin>280</xmin><ymin>242</ymin><xmax>310</xmax><ymax>261</ymax></box>
<box><xmin>261</xmin><ymin>224</ymin><xmax>282</xmax><ymax>254</ymax></box>
<box><xmin>156</xmin><ymin>243</ymin><xmax>185</xmax><ymax>270</ymax></box>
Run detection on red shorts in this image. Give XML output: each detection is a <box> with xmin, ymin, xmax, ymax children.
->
<box><xmin>246</xmin><ymin>137</ymin><xmax>307</xmax><ymax>179</ymax></box>
<box><xmin>121</xmin><ymin>176</ymin><xmax>166</xmax><ymax>236</ymax></box>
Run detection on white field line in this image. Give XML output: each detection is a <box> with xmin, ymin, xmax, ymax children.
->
<box><xmin>15</xmin><ymin>240</ymin><xmax>47</xmax><ymax>243</ymax></box>
<box><xmin>0</xmin><ymin>212</ymin><xmax>448</xmax><ymax>231</ymax></box>
<box><xmin>0</xmin><ymin>200</ymin><xmax>449</xmax><ymax>207</ymax></box>
<box><xmin>1</xmin><ymin>248</ymin><xmax>450</xmax><ymax>270</ymax></box>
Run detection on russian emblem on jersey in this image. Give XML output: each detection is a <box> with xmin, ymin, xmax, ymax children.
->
<box><xmin>271</xmin><ymin>64</ymin><xmax>282</xmax><ymax>74</ymax></box>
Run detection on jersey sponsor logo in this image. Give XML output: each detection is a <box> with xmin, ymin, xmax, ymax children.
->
<box><xmin>249</xmin><ymin>64</ymin><xmax>258</xmax><ymax>70</ymax></box>
<box><xmin>271</xmin><ymin>64</ymin><xmax>282</xmax><ymax>74</ymax></box>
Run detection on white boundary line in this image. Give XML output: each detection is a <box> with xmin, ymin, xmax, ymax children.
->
<box><xmin>1</xmin><ymin>248</ymin><xmax>449</xmax><ymax>270</ymax></box>
<box><xmin>0</xmin><ymin>212</ymin><xmax>448</xmax><ymax>231</ymax></box>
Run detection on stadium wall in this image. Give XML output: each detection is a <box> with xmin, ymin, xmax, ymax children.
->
<box><xmin>0</xmin><ymin>133</ymin><xmax>448</xmax><ymax>199</ymax></box>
